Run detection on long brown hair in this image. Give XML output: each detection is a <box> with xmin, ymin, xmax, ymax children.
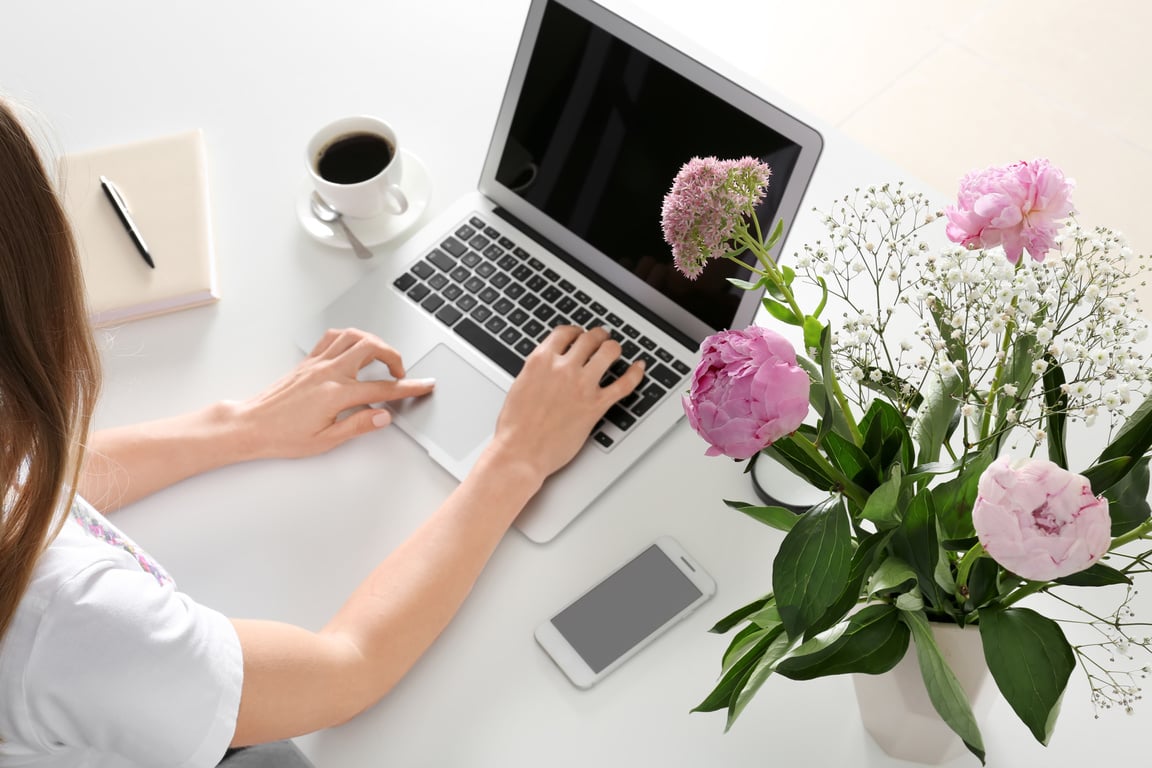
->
<box><xmin>0</xmin><ymin>100</ymin><xmax>101</xmax><ymax>642</ymax></box>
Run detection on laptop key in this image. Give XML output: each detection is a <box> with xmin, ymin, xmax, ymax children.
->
<box><xmin>560</xmin><ymin>279</ymin><xmax>575</xmax><ymax>292</ymax></box>
<box><xmin>412</xmin><ymin>260</ymin><xmax>435</xmax><ymax>279</ymax></box>
<box><xmin>458</xmin><ymin>295</ymin><xmax>478</xmax><ymax>312</ymax></box>
<box><xmin>622</xmin><ymin>323</ymin><xmax>640</xmax><ymax>339</ymax></box>
<box><xmin>621</xmin><ymin>340</ymin><xmax>640</xmax><ymax>359</ymax></box>
<box><xmin>523</xmin><ymin>319</ymin><xmax>545</xmax><ymax>338</ymax></box>
<box><xmin>479</xmin><ymin>286</ymin><xmax>500</xmax><ymax>304</ymax></box>
<box><xmin>542</xmin><ymin>286</ymin><xmax>563</xmax><ymax>303</ymax></box>
<box><xmin>484</xmin><ymin>225</ymin><xmax>501</xmax><ymax>239</ymax></box>
<box><xmin>454</xmin><ymin>318</ymin><xmax>524</xmax><ymax>377</ymax></box>
<box><xmin>508</xmin><ymin>308</ymin><xmax>530</xmax><ymax>326</ymax></box>
<box><xmin>484</xmin><ymin>244</ymin><xmax>505</xmax><ymax>260</ymax></box>
<box><xmin>476</xmin><ymin>262</ymin><xmax>497</xmax><ymax>278</ymax></box>
<box><xmin>450</xmin><ymin>266</ymin><xmax>470</xmax><ymax>282</ymax></box>
<box><xmin>408</xmin><ymin>283</ymin><xmax>431</xmax><ymax>302</ymax></box>
<box><xmin>518</xmin><ymin>294</ymin><xmax>541</xmax><ymax>310</ymax></box>
<box><xmin>639</xmin><ymin>335</ymin><xmax>657</xmax><ymax>351</ymax></box>
<box><xmin>630</xmin><ymin>389</ymin><xmax>664</xmax><ymax>417</ymax></box>
<box><xmin>505</xmin><ymin>282</ymin><xmax>526</xmax><ymax>299</ymax></box>
<box><xmin>571</xmin><ymin>307</ymin><xmax>592</xmax><ymax>325</ymax></box>
<box><xmin>494</xmin><ymin>298</ymin><xmax>515</xmax><ymax>315</ymax></box>
<box><xmin>469</xmin><ymin>234</ymin><xmax>490</xmax><ymax>251</ymax></box>
<box><xmin>500</xmin><ymin>326</ymin><xmax>522</xmax><ymax>346</ymax></box>
<box><xmin>672</xmin><ymin>359</ymin><xmax>692</xmax><ymax>375</ymax></box>
<box><xmin>497</xmin><ymin>254</ymin><xmax>518</xmax><ymax>271</ymax></box>
<box><xmin>549</xmin><ymin>315</ymin><xmax>569</xmax><ymax>328</ymax></box>
<box><xmin>441</xmin><ymin>237</ymin><xmax>467</xmax><ymax>257</ymax></box>
<box><xmin>514</xmin><ymin>246</ymin><xmax>531</xmax><ymax>259</ymax></box>
<box><xmin>590</xmin><ymin>301</ymin><xmax>607</xmax><ymax>315</ymax></box>
<box><xmin>512</xmin><ymin>265</ymin><xmax>533</xmax><ymax>282</ymax></box>
<box><xmin>607</xmin><ymin>312</ymin><xmax>623</xmax><ymax>326</ymax></box>
<box><xmin>515</xmin><ymin>338</ymin><xmax>536</xmax><ymax>357</ymax></box>
<box><xmin>421</xmin><ymin>294</ymin><xmax>445</xmax><ymax>312</ymax></box>
<box><xmin>428</xmin><ymin>273</ymin><xmax>448</xmax><ymax>291</ymax></box>
<box><xmin>655</xmin><ymin>348</ymin><xmax>674</xmax><ymax>363</ymax></box>
<box><xmin>393</xmin><ymin>273</ymin><xmax>417</xmax><ymax>292</ymax></box>
<box><xmin>469</xmin><ymin>216</ymin><xmax>485</xmax><ymax>229</ymax></box>
<box><xmin>498</xmin><ymin>236</ymin><xmax>515</xmax><ymax>249</ymax></box>
<box><xmin>557</xmin><ymin>296</ymin><xmax>578</xmax><ymax>314</ymax></box>
<box><xmin>471</xmin><ymin>305</ymin><xmax>492</xmax><ymax>323</ymax></box>
<box><xmin>544</xmin><ymin>268</ymin><xmax>560</xmax><ymax>282</ymax></box>
<box><xmin>575</xmin><ymin>290</ymin><xmax>591</xmax><ymax>304</ymax></box>
<box><xmin>455</xmin><ymin>224</ymin><xmax>476</xmax><ymax>240</ymax></box>
<box><xmin>636</xmin><ymin>351</ymin><xmax>657</xmax><ymax>369</ymax></box>
<box><xmin>533</xmin><ymin>304</ymin><xmax>556</xmax><ymax>321</ymax></box>
<box><xmin>649</xmin><ymin>363</ymin><xmax>681</xmax><ymax>389</ymax></box>
<box><xmin>605</xmin><ymin>405</ymin><xmax>636</xmax><ymax>431</ymax></box>
<box><xmin>528</xmin><ymin>257</ymin><xmax>545</xmax><ymax>271</ymax></box>
<box><xmin>490</xmin><ymin>272</ymin><xmax>511</xmax><ymax>289</ymax></box>
<box><xmin>527</xmin><ymin>275</ymin><xmax>547</xmax><ymax>292</ymax></box>
<box><xmin>428</xmin><ymin>251</ymin><xmax>453</xmax><ymax>271</ymax></box>
<box><xmin>593</xmin><ymin>431</ymin><xmax>614</xmax><ymax>449</ymax></box>
<box><xmin>464</xmin><ymin>276</ymin><xmax>485</xmax><ymax>293</ymax></box>
<box><xmin>435</xmin><ymin>305</ymin><xmax>463</xmax><ymax>326</ymax></box>
<box><xmin>462</xmin><ymin>251</ymin><xmax>481</xmax><ymax>268</ymax></box>
<box><xmin>443</xmin><ymin>284</ymin><xmax>463</xmax><ymax>301</ymax></box>
<box><xmin>485</xmin><ymin>316</ymin><xmax>507</xmax><ymax>334</ymax></box>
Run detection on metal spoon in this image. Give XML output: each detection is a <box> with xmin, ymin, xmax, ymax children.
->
<box><xmin>309</xmin><ymin>192</ymin><xmax>373</xmax><ymax>259</ymax></box>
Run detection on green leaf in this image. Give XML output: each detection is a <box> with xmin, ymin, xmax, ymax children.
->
<box><xmin>780</xmin><ymin>264</ymin><xmax>796</xmax><ymax>287</ymax></box>
<box><xmin>725</xmin><ymin>631</ymin><xmax>795</xmax><ymax>729</ymax></box>
<box><xmin>980</xmin><ymin>607</ymin><xmax>1075</xmax><ymax>745</ymax></box>
<box><xmin>723</xmin><ymin>499</ymin><xmax>799</xmax><ymax>533</ymax></box>
<box><xmin>764</xmin><ymin>437</ymin><xmax>837</xmax><ymax>492</ymax></box>
<box><xmin>859</xmin><ymin>398</ymin><xmax>916</xmax><ymax>473</ymax></box>
<box><xmin>964</xmin><ymin>557</ymin><xmax>1000</xmax><ymax>611</ymax></box>
<box><xmin>867</xmin><ymin>556</ymin><xmax>918</xmax><ymax>596</ymax></box>
<box><xmin>773</xmin><ymin>496</ymin><xmax>853</xmax><ymax>640</ymax></box>
<box><xmin>694</xmin><ymin>628</ymin><xmax>782</xmax><ymax>713</ymax></box>
<box><xmin>933</xmin><ymin>450</ymin><xmax>995</xmax><ymax>541</ymax></box>
<box><xmin>1041</xmin><ymin>357</ymin><xmax>1068</xmax><ymax>469</ymax></box>
<box><xmin>762</xmin><ymin>297</ymin><xmax>801</xmax><ymax>326</ymax></box>
<box><xmin>709</xmin><ymin>594</ymin><xmax>773</xmax><ymax>634</ymax></box>
<box><xmin>776</xmin><ymin>604</ymin><xmax>910</xmax><ymax>680</ymax></box>
<box><xmin>1103</xmin><ymin>456</ymin><xmax>1151</xmax><ymax>536</ymax></box>
<box><xmin>763</xmin><ymin>217</ymin><xmax>785</xmax><ymax>250</ymax></box>
<box><xmin>1097</xmin><ymin>394</ymin><xmax>1152</xmax><ymax>465</ymax></box>
<box><xmin>795</xmin><ymin>356</ymin><xmax>855</xmax><ymax>441</ymax></box>
<box><xmin>807</xmin><ymin>529</ymin><xmax>891</xmax><ymax>638</ymax></box>
<box><xmin>721</xmin><ymin>624</ymin><xmax>775</xmax><ymax>672</ymax></box>
<box><xmin>861</xmin><ymin>464</ymin><xmax>903</xmax><ymax>528</ymax></box>
<box><xmin>822</xmin><ymin>431</ymin><xmax>876</xmax><ymax>488</ymax></box>
<box><xmin>802</xmin><ymin>315</ymin><xmax>825</xmax><ymax>358</ymax></box>
<box><xmin>1053</xmin><ymin>562</ymin><xmax>1132</xmax><ymax>587</ymax></box>
<box><xmin>891</xmin><ymin>489</ymin><xmax>950</xmax><ymax>613</ymax></box>
<box><xmin>901</xmin><ymin>611</ymin><xmax>986</xmax><ymax>763</ymax></box>
<box><xmin>727</xmin><ymin>277</ymin><xmax>762</xmax><ymax>291</ymax></box>
<box><xmin>1082</xmin><ymin>455</ymin><xmax>1133</xmax><ymax>496</ymax></box>
<box><xmin>910</xmin><ymin>370</ymin><xmax>962</xmax><ymax>465</ymax></box>
<box><xmin>815</xmin><ymin>325</ymin><xmax>838</xmax><ymax>446</ymax></box>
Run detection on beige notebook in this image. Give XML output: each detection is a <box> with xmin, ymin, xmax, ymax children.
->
<box><xmin>58</xmin><ymin>130</ymin><xmax>219</xmax><ymax>326</ymax></box>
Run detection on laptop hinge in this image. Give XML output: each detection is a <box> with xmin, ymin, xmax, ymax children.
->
<box><xmin>490</xmin><ymin>206</ymin><xmax>697</xmax><ymax>351</ymax></box>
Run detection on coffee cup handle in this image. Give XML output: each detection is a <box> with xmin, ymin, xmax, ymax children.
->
<box><xmin>385</xmin><ymin>184</ymin><xmax>409</xmax><ymax>215</ymax></box>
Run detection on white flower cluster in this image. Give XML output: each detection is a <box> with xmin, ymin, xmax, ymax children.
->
<box><xmin>793</xmin><ymin>183</ymin><xmax>1151</xmax><ymax>448</ymax></box>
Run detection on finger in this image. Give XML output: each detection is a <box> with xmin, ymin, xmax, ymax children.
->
<box><xmin>563</xmin><ymin>326</ymin><xmax>612</xmax><ymax>365</ymax></box>
<box><xmin>586</xmin><ymin>336</ymin><xmax>623</xmax><ymax>374</ymax></box>
<box><xmin>351</xmin><ymin>377</ymin><xmax>436</xmax><ymax>406</ymax></box>
<box><xmin>318</xmin><ymin>408</ymin><xmax>393</xmax><ymax>450</ymax></box>
<box><xmin>308</xmin><ymin>327</ymin><xmax>346</xmax><ymax>357</ymax></box>
<box><xmin>601</xmin><ymin>360</ymin><xmax>646</xmax><ymax>403</ymax></box>
<box><xmin>342</xmin><ymin>337</ymin><xmax>406</xmax><ymax>379</ymax></box>
<box><xmin>535</xmin><ymin>325</ymin><xmax>582</xmax><ymax>356</ymax></box>
<box><xmin>312</xmin><ymin>328</ymin><xmax>365</xmax><ymax>359</ymax></box>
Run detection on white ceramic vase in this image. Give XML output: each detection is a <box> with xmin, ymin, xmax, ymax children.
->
<box><xmin>852</xmin><ymin>622</ymin><xmax>996</xmax><ymax>765</ymax></box>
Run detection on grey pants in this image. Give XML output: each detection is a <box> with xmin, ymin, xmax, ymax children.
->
<box><xmin>218</xmin><ymin>741</ymin><xmax>314</xmax><ymax>767</ymax></box>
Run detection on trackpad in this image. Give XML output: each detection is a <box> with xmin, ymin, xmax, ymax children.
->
<box><xmin>389</xmin><ymin>344</ymin><xmax>506</xmax><ymax>462</ymax></box>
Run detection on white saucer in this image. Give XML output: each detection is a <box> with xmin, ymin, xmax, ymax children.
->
<box><xmin>296</xmin><ymin>149</ymin><xmax>432</xmax><ymax>249</ymax></box>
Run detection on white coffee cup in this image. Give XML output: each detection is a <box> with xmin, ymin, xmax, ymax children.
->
<box><xmin>306</xmin><ymin>116</ymin><xmax>409</xmax><ymax>219</ymax></box>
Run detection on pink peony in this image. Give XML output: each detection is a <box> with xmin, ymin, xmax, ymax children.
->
<box><xmin>682</xmin><ymin>326</ymin><xmax>810</xmax><ymax>459</ymax></box>
<box><xmin>944</xmin><ymin>158</ymin><xmax>1075</xmax><ymax>264</ymax></box>
<box><xmin>662</xmin><ymin>156</ymin><xmax>772</xmax><ymax>279</ymax></box>
<box><xmin>972</xmin><ymin>457</ymin><xmax>1111</xmax><ymax>581</ymax></box>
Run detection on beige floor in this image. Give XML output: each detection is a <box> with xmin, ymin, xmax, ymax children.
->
<box><xmin>651</xmin><ymin>0</ymin><xmax>1151</xmax><ymax>298</ymax></box>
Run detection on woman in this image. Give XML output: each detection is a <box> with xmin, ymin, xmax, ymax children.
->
<box><xmin>0</xmin><ymin>99</ymin><xmax>644</xmax><ymax>766</ymax></box>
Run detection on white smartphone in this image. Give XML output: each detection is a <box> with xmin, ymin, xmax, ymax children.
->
<box><xmin>534</xmin><ymin>536</ymin><xmax>716</xmax><ymax>689</ymax></box>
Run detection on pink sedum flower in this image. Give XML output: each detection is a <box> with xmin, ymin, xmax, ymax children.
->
<box><xmin>662</xmin><ymin>156</ymin><xmax>772</xmax><ymax>279</ymax></box>
<box><xmin>972</xmin><ymin>457</ymin><xmax>1111</xmax><ymax>581</ymax></box>
<box><xmin>682</xmin><ymin>326</ymin><xmax>810</xmax><ymax>459</ymax></box>
<box><xmin>944</xmin><ymin>158</ymin><xmax>1075</xmax><ymax>264</ymax></box>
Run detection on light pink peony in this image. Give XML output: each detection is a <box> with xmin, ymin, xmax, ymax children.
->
<box><xmin>972</xmin><ymin>457</ymin><xmax>1111</xmax><ymax>581</ymax></box>
<box><xmin>682</xmin><ymin>326</ymin><xmax>810</xmax><ymax>459</ymax></box>
<box><xmin>944</xmin><ymin>158</ymin><xmax>1075</xmax><ymax>264</ymax></box>
<box><xmin>661</xmin><ymin>156</ymin><xmax>772</xmax><ymax>279</ymax></box>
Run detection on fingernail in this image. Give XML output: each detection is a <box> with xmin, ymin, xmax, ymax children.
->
<box><xmin>372</xmin><ymin>411</ymin><xmax>392</xmax><ymax>428</ymax></box>
<box><xmin>412</xmin><ymin>377</ymin><xmax>436</xmax><ymax>387</ymax></box>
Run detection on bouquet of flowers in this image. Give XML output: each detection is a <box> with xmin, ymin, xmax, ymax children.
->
<box><xmin>663</xmin><ymin>156</ymin><xmax>1152</xmax><ymax>763</ymax></box>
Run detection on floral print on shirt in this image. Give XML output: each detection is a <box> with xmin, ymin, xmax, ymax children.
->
<box><xmin>69</xmin><ymin>498</ymin><xmax>173</xmax><ymax>586</ymax></box>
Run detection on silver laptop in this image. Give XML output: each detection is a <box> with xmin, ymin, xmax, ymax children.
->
<box><xmin>296</xmin><ymin>0</ymin><xmax>823</xmax><ymax>543</ymax></box>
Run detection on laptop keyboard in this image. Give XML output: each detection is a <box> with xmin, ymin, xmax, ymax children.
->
<box><xmin>391</xmin><ymin>213</ymin><xmax>693</xmax><ymax>450</ymax></box>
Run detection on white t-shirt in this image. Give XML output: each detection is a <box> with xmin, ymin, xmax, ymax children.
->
<box><xmin>0</xmin><ymin>495</ymin><xmax>243</xmax><ymax>767</ymax></box>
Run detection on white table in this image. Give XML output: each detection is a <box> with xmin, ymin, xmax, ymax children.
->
<box><xmin>3</xmin><ymin>2</ymin><xmax>1148</xmax><ymax>765</ymax></box>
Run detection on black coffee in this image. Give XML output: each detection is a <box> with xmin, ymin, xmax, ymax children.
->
<box><xmin>317</xmin><ymin>132</ymin><xmax>394</xmax><ymax>184</ymax></box>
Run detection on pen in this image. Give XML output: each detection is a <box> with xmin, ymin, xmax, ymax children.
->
<box><xmin>99</xmin><ymin>175</ymin><xmax>155</xmax><ymax>269</ymax></box>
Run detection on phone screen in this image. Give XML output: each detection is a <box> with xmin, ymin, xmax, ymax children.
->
<box><xmin>549</xmin><ymin>544</ymin><xmax>705</xmax><ymax>673</ymax></box>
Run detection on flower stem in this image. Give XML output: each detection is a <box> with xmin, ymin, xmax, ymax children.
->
<box><xmin>955</xmin><ymin>542</ymin><xmax>986</xmax><ymax>592</ymax></box>
<box><xmin>978</xmin><ymin>261</ymin><xmax>1024</xmax><ymax>442</ymax></box>
<box><xmin>1110</xmin><ymin>518</ymin><xmax>1152</xmax><ymax>551</ymax></box>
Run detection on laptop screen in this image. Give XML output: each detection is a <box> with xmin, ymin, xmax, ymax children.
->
<box><xmin>482</xmin><ymin>0</ymin><xmax>823</xmax><ymax>346</ymax></box>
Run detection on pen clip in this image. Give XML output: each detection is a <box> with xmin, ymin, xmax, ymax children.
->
<box><xmin>99</xmin><ymin>175</ymin><xmax>129</xmax><ymax>211</ymax></box>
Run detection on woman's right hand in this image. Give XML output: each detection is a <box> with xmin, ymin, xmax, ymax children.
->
<box><xmin>484</xmin><ymin>325</ymin><xmax>645</xmax><ymax>483</ymax></box>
